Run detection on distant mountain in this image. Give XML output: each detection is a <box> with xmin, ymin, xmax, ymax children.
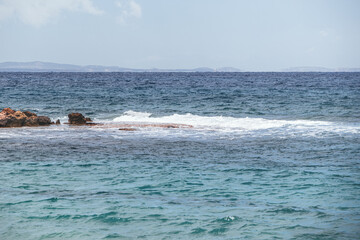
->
<box><xmin>0</xmin><ymin>62</ymin><xmax>134</xmax><ymax>72</ymax></box>
<box><xmin>216</xmin><ymin>67</ymin><xmax>242</xmax><ymax>72</ymax></box>
<box><xmin>1</xmin><ymin>62</ymin><xmax>359</xmax><ymax>72</ymax></box>
<box><xmin>0</xmin><ymin>61</ymin><xmax>242</xmax><ymax>72</ymax></box>
<box><xmin>283</xmin><ymin>66</ymin><xmax>360</xmax><ymax>72</ymax></box>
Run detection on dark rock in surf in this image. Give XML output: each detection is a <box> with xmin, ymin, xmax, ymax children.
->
<box><xmin>56</xmin><ymin>119</ymin><xmax>61</xmax><ymax>124</ymax></box>
<box><xmin>68</xmin><ymin>113</ymin><xmax>92</xmax><ymax>125</ymax></box>
<box><xmin>38</xmin><ymin>116</ymin><xmax>52</xmax><ymax>125</ymax></box>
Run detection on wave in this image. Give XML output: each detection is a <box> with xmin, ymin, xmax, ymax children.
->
<box><xmin>111</xmin><ymin>111</ymin><xmax>360</xmax><ymax>134</ymax></box>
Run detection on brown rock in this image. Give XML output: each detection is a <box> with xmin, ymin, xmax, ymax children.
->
<box><xmin>0</xmin><ymin>108</ymin><xmax>52</xmax><ymax>127</ymax></box>
<box><xmin>1</xmin><ymin>108</ymin><xmax>15</xmax><ymax>115</ymax></box>
<box><xmin>23</xmin><ymin>111</ymin><xmax>37</xmax><ymax>117</ymax></box>
<box><xmin>14</xmin><ymin>111</ymin><xmax>27</xmax><ymax>118</ymax></box>
<box><xmin>56</xmin><ymin>119</ymin><xmax>61</xmax><ymax>125</ymax></box>
<box><xmin>38</xmin><ymin>116</ymin><xmax>52</xmax><ymax>125</ymax></box>
<box><xmin>0</xmin><ymin>114</ymin><xmax>9</xmax><ymax>127</ymax></box>
<box><xmin>8</xmin><ymin>111</ymin><xmax>27</xmax><ymax>127</ymax></box>
<box><xmin>68</xmin><ymin>113</ymin><xmax>92</xmax><ymax>125</ymax></box>
<box><xmin>68</xmin><ymin>113</ymin><xmax>86</xmax><ymax>125</ymax></box>
<box><xmin>24</xmin><ymin>116</ymin><xmax>39</xmax><ymax>126</ymax></box>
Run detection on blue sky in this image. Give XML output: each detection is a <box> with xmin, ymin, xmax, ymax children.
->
<box><xmin>0</xmin><ymin>0</ymin><xmax>359</xmax><ymax>70</ymax></box>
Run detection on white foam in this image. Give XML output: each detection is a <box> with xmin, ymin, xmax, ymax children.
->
<box><xmin>111</xmin><ymin>110</ymin><xmax>360</xmax><ymax>135</ymax></box>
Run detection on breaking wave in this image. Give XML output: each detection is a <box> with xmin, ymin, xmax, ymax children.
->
<box><xmin>112</xmin><ymin>110</ymin><xmax>360</xmax><ymax>134</ymax></box>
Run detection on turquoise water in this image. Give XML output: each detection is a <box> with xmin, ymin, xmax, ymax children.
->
<box><xmin>0</xmin><ymin>72</ymin><xmax>359</xmax><ymax>239</ymax></box>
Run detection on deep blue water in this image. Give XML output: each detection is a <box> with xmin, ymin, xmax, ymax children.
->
<box><xmin>0</xmin><ymin>72</ymin><xmax>359</xmax><ymax>239</ymax></box>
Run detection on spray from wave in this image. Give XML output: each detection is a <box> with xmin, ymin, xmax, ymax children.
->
<box><xmin>111</xmin><ymin>111</ymin><xmax>359</xmax><ymax>134</ymax></box>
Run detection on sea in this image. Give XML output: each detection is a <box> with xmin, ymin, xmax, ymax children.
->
<box><xmin>0</xmin><ymin>72</ymin><xmax>359</xmax><ymax>240</ymax></box>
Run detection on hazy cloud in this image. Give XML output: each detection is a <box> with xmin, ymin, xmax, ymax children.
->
<box><xmin>115</xmin><ymin>0</ymin><xmax>142</xmax><ymax>24</ymax></box>
<box><xmin>307</xmin><ymin>47</ymin><xmax>315</xmax><ymax>54</ymax></box>
<box><xmin>0</xmin><ymin>0</ymin><xmax>103</xmax><ymax>27</ymax></box>
<box><xmin>319</xmin><ymin>30</ymin><xmax>329</xmax><ymax>37</ymax></box>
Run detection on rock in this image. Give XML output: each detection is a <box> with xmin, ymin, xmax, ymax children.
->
<box><xmin>113</xmin><ymin>123</ymin><xmax>193</xmax><ymax>129</ymax></box>
<box><xmin>119</xmin><ymin>128</ymin><xmax>136</xmax><ymax>131</ymax></box>
<box><xmin>1</xmin><ymin>108</ymin><xmax>15</xmax><ymax>115</ymax></box>
<box><xmin>68</xmin><ymin>113</ymin><xmax>87</xmax><ymax>125</ymax></box>
<box><xmin>7</xmin><ymin>111</ymin><xmax>27</xmax><ymax>127</ymax></box>
<box><xmin>38</xmin><ymin>116</ymin><xmax>51</xmax><ymax>125</ymax></box>
<box><xmin>68</xmin><ymin>113</ymin><xmax>93</xmax><ymax>125</ymax></box>
<box><xmin>0</xmin><ymin>108</ymin><xmax>52</xmax><ymax>127</ymax></box>
<box><xmin>0</xmin><ymin>108</ymin><xmax>28</xmax><ymax>127</ymax></box>
<box><xmin>24</xmin><ymin>116</ymin><xmax>39</xmax><ymax>126</ymax></box>
<box><xmin>0</xmin><ymin>114</ymin><xmax>9</xmax><ymax>127</ymax></box>
<box><xmin>23</xmin><ymin>111</ymin><xmax>37</xmax><ymax>117</ymax></box>
<box><xmin>56</xmin><ymin>119</ymin><xmax>61</xmax><ymax>125</ymax></box>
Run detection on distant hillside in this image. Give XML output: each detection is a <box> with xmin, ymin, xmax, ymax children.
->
<box><xmin>0</xmin><ymin>62</ymin><xmax>135</xmax><ymax>72</ymax></box>
<box><xmin>283</xmin><ymin>66</ymin><xmax>360</xmax><ymax>72</ymax></box>
<box><xmin>0</xmin><ymin>61</ymin><xmax>242</xmax><ymax>72</ymax></box>
<box><xmin>2</xmin><ymin>62</ymin><xmax>358</xmax><ymax>72</ymax></box>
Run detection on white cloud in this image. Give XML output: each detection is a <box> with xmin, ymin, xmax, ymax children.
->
<box><xmin>0</xmin><ymin>0</ymin><xmax>103</xmax><ymax>27</ymax></box>
<box><xmin>115</xmin><ymin>0</ymin><xmax>141</xmax><ymax>24</ymax></box>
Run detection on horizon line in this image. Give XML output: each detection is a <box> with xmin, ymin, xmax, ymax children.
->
<box><xmin>0</xmin><ymin>61</ymin><xmax>359</xmax><ymax>73</ymax></box>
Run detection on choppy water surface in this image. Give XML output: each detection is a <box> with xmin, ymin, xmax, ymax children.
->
<box><xmin>0</xmin><ymin>72</ymin><xmax>359</xmax><ymax>239</ymax></box>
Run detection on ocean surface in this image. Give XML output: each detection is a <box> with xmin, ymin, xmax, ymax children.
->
<box><xmin>0</xmin><ymin>72</ymin><xmax>359</xmax><ymax>240</ymax></box>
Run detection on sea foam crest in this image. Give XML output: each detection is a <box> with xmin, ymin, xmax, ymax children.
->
<box><xmin>112</xmin><ymin>111</ymin><xmax>360</xmax><ymax>133</ymax></box>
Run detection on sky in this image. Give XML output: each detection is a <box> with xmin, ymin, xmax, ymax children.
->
<box><xmin>0</xmin><ymin>0</ymin><xmax>359</xmax><ymax>71</ymax></box>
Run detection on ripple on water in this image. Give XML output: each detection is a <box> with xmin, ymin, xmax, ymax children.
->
<box><xmin>291</xmin><ymin>231</ymin><xmax>343</xmax><ymax>240</ymax></box>
<box><xmin>91</xmin><ymin>212</ymin><xmax>132</xmax><ymax>225</ymax></box>
<box><xmin>266</xmin><ymin>206</ymin><xmax>310</xmax><ymax>214</ymax></box>
<box><xmin>103</xmin><ymin>233</ymin><xmax>127</xmax><ymax>239</ymax></box>
<box><xmin>191</xmin><ymin>227</ymin><xmax>207</xmax><ymax>235</ymax></box>
<box><xmin>208</xmin><ymin>227</ymin><xmax>228</xmax><ymax>235</ymax></box>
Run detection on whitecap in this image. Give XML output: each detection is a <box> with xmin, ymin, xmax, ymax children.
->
<box><xmin>110</xmin><ymin>110</ymin><xmax>360</xmax><ymax>135</ymax></box>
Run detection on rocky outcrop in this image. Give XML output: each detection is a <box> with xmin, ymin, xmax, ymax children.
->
<box><xmin>68</xmin><ymin>113</ymin><xmax>92</xmax><ymax>125</ymax></box>
<box><xmin>1</xmin><ymin>108</ymin><xmax>193</xmax><ymax>130</ymax></box>
<box><xmin>0</xmin><ymin>108</ymin><xmax>52</xmax><ymax>127</ymax></box>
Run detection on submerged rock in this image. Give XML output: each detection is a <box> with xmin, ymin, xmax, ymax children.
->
<box><xmin>68</xmin><ymin>113</ymin><xmax>92</xmax><ymax>125</ymax></box>
<box><xmin>0</xmin><ymin>108</ymin><xmax>52</xmax><ymax>128</ymax></box>
<box><xmin>119</xmin><ymin>128</ymin><xmax>137</xmax><ymax>131</ymax></box>
<box><xmin>114</xmin><ymin>123</ymin><xmax>193</xmax><ymax>129</ymax></box>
